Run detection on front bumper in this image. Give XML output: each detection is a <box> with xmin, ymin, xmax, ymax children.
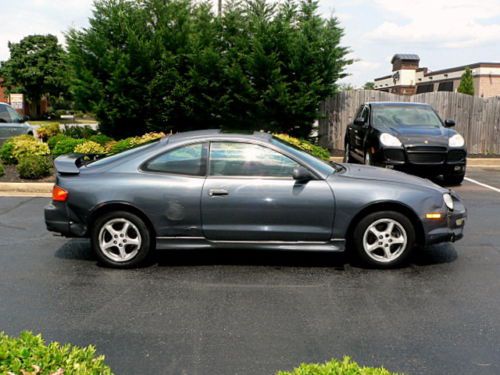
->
<box><xmin>374</xmin><ymin>147</ymin><xmax>466</xmax><ymax>176</ymax></box>
<box><xmin>45</xmin><ymin>202</ymin><xmax>87</xmax><ymax>237</ymax></box>
<box><xmin>424</xmin><ymin>193</ymin><xmax>467</xmax><ymax>245</ymax></box>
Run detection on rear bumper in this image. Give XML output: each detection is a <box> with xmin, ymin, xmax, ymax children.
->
<box><xmin>45</xmin><ymin>202</ymin><xmax>87</xmax><ymax>237</ymax></box>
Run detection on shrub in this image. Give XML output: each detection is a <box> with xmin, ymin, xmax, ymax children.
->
<box><xmin>74</xmin><ymin>140</ymin><xmax>106</xmax><ymax>155</ymax></box>
<box><xmin>47</xmin><ymin>134</ymin><xmax>72</xmax><ymax>150</ymax></box>
<box><xmin>62</xmin><ymin>125</ymin><xmax>97</xmax><ymax>139</ymax></box>
<box><xmin>0</xmin><ymin>140</ymin><xmax>16</xmax><ymax>165</ymax></box>
<box><xmin>276</xmin><ymin>357</ymin><xmax>398</xmax><ymax>375</ymax></box>
<box><xmin>12</xmin><ymin>139</ymin><xmax>50</xmax><ymax>162</ymax></box>
<box><xmin>52</xmin><ymin>138</ymin><xmax>86</xmax><ymax>157</ymax></box>
<box><xmin>274</xmin><ymin>134</ymin><xmax>331</xmax><ymax>161</ymax></box>
<box><xmin>89</xmin><ymin>134</ymin><xmax>114</xmax><ymax>146</ymax></box>
<box><xmin>16</xmin><ymin>155</ymin><xmax>51</xmax><ymax>179</ymax></box>
<box><xmin>0</xmin><ymin>163</ymin><xmax>4</xmax><ymax>177</ymax></box>
<box><xmin>0</xmin><ymin>331</ymin><xmax>113</xmax><ymax>374</ymax></box>
<box><xmin>36</xmin><ymin>123</ymin><xmax>61</xmax><ymax>141</ymax></box>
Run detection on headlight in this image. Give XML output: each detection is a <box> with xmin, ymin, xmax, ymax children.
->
<box><xmin>443</xmin><ymin>193</ymin><xmax>454</xmax><ymax>210</ymax></box>
<box><xmin>380</xmin><ymin>133</ymin><xmax>402</xmax><ymax>147</ymax></box>
<box><xmin>449</xmin><ymin>134</ymin><xmax>465</xmax><ymax>147</ymax></box>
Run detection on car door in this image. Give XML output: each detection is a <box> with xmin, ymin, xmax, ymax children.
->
<box><xmin>201</xmin><ymin>141</ymin><xmax>335</xmax><ymax>241</ymax></box>
<box><xmin>351</xmin><ymin>105</ymin><xmax>370</xmax><ymax>158</ymax></box>
<box><xmin>0</xmin><ymin>105</ymin><xmax>14</xmax><ymax>140</ymax></box>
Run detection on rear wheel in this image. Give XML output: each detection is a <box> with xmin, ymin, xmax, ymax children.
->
<box><xmin>353</xmin><ymin>211</ymin><xmax>415</xmax><ymax>268</ymax></box>
<box><xmin>91</xmin><ymin>211</ymin><xmax>153</xmax><ymax>268</ymax></box>
<box><xmin>444</xmin><ymin>173</ymin><xmax>465</xmax><ymax>186</ymax></box>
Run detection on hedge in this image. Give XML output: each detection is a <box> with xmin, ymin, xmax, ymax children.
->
<box><xmin>16</xmin><ymin>155</ymin><xmax>51</xmax><ymax>179</ymax></box>
<box><xmin>276</xmin><ymin>357</ymin><xmax>399</xmax><ymax>375</ymax></box>
<box><xmin>274</xmin><ymin>133</ymin><xmax>331</xmax><ymax>161</ymax></box>
<box><xmin>0</xmin><ymin>331</ymin><xmax>113</xmax><ymax>375</ymax></box>
<box><xmin>0</xmin><ymin>135</ymin><xmax>50</xmax><ymax>165</ymax></box>
<box><xmin>0</xmin><ymin>162</ymin><xmax>4</xmax><ymax>177</ymax></box>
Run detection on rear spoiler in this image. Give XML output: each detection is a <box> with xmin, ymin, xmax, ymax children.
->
<box><xmin>54</xmin><ymin>154</ymin><xmax>101</xmax><ymax>175</ymax></box>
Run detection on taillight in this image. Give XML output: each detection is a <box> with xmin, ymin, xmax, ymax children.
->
<box><xmin>52</xmin><ymin>185</ymin><xmax>68</xmax><ymax>202</ymax></box>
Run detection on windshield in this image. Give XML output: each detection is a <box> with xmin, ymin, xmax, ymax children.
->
<box><xmin>271</xmin><ymin>138</ymin><xmax>336</xmax><ymax>177</ymax></box>
<box><xmin>372</xmin><ymin>105</ymin><xmax>443</xmax><ymax>128</ymax></box>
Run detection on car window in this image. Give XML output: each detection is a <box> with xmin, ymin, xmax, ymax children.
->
<box><xmin>361</xmin><ymin>106</ymin><xmax>369</xmax><ymax>123</ymax></box>
<box><xmin>372</xmin><ymin>105</ymin><xmax>442</xmax><ymax>128</ymax></box>
<box><xmin>6</xmin><ymin>106</ymin><xmax>22</xmax><ymax>123</ymax></box>
<box><xmin>0</xmin><ymin>106</ymin><xmax>11</xmax><ymax>123</ymax></box>
<box><xmin>144</xmin><ymin>143</ymin><xmax>207</xmax><ymax>176</ymax></box>
<box><xmin>209</xmin><ymin>142</ymin><xmax>299</xmax><ymax>177</ymax></box>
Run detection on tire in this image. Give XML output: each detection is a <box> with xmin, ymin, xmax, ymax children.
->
<box><xmin>352</xmin><ymin>211</ymin><xmax>415</xmax><ymax>268</ymax></box>
<box><xmin>343</xmin><ymin>143</ymin><xmax>354</xmax><ymax>163</ymax></box>
<box><xmin>91</xmin><ymin>210</ymin><xmax>154</xmax><ymax>268</ymax></box>
<box><xmin>444</xmin><ymin>173</ymin><xmax>465</xmax><ymax>186</ymax></box>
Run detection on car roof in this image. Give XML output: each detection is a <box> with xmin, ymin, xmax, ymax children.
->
<box><xmin>164</xmin><ymin>129</ymin><xmax>273</xmax><ymax>144</ymax></box>
<box><xmin>366</xmin><ymin>102</ymin><xmax>431</xmax><ymax>107</ymax></box>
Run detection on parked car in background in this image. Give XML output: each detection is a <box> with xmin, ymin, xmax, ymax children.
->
<box><xmin>45</xmin><ymin>130</ymin><xmax>466</xmax><ymax>269</ymax></box>
<box><xmin>0</xmin><ymin>102</ymin><xmax>33</xmax><ymax>142</ymax></box>
<box><xmin>344</xmin><ymin>102</ymin><xmax>467</xmax><ymax>185</ymax></box>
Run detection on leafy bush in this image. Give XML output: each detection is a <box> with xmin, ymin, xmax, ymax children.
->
<box><xmin>62</xmin><ymin>125</ymin><xmax>97</xmax><ymax>139</ymax></box>
<box><xmin>108</xmin><ymin>132</ymin><xmax>164</xmax><ymax>154</ymax></box>
<box><xmin>274</xmin><ymin>134</ymin><xmax>331</xmax><ymax>161</ymax></box>
<box><xmin>0</xmin><ymin>140</ymin><xmax>16</xmax><ymax>165</ymax></box>
<box><xmin>16</xmin><ymin>155</ymin><xmax>52</xmax><ymax>179</ymax></box>
<box><xmin>12</xmin><ymin>139</ymin><xmax>50</xmax><ymax>162</ymax></box>
<box><xmin>0</xmin><ymin>331</ymin><xmax>113</xmax><ymax>374</ymax></box>
<box><xmin>47</xmin><ymin>134</ymin><xmax>72</xmax><ymax>150</ymax></box>
<box><xmin>74</xmin><ymin>141</ymin><xmax>106</xmax><ymax>155</ymax></box>
<box><xmin>276</xmin><ymin>357</ymin><xmax>398</xmax><ymax>375</ymax></box>
<box><xmin>36</xmin><ymin>123</ymin><xmax>61</xmax><ymax>141</ymax></box>
<box><xmin>52</xmin><ymin>138</ymin><xmax>86</xmax><ymax>157</ymax></box>
<box><xmin>0</xmin><ymin>163</ymin><xmax>4</xmax><ymax>177</ymax></box>
<box><xmin>89</xmin><ymin>134</ymin><xmax>114</xmax><ymax>146</ymax></box>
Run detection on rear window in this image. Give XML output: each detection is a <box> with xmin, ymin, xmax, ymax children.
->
<box><xmin>88</xmin><ymin>140</ymin><xmax>161</xmax><ymax>167</ymax></box>
<box><xmin>372</xmin><ymin>105</ymin><xmax>442</xmax><ymax>128</ymax></box>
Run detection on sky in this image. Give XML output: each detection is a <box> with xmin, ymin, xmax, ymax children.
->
<box><xmin>1</xmin><ymin>0</ymin><xmax>499</xmax><ymax>87</ymax></box>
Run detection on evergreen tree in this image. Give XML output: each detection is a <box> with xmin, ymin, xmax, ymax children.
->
<box><xmin>67</xmin><ymin>0</ymin><xmax>351</xmax><ymax>138</ymax></box>
<box><xmin>457</xmin><ymin>67</ymin><xmax>474</xmax><ymax>96</ymax></box>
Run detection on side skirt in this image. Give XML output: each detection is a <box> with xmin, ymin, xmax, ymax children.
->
<box><xmin>155</xmin><ymin>237</ymin><xmax>346</xmax><ymax>252</ymax></box>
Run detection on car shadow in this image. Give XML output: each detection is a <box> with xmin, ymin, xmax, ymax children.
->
<box><xmin>54</xmin><ymin>239</ymin><xmax>458</xmax><ymax>269</ymax></box>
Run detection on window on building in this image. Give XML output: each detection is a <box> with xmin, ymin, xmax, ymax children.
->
<box><xmin>437</xmin><ymin>81</ymin><xmax>454</xmax><ymax>92</ymax></box>
<box><xmin>416</xmin><ymin>84</ymin><xmax>434</xmax><ymax>94</ymax></box>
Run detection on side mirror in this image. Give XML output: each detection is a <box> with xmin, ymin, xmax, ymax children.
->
<box><xmin>444</xmin><ymin>119</ymin><xmax>455</xmax><ymax>127</ymax></box>
<box><xmin>293</xmin><ymin>166</ymin><xmax>313</xmax><ymax>182</ymax></box>
<box><xmin>354</xmin><ymin>117</ymin><xmax>366</xmax><ymax>126</ymax></box>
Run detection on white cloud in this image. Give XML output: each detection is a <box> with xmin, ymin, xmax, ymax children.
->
<box><xmin>367</xmin><ymin>0</ymin><xmax>500</xmax><ymax>48</ymax></box>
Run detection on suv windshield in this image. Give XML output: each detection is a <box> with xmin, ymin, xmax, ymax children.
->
<box><xmin>372</xmin><ymin>105</ymin><xmax>442</xmax><ymax>128</ymax></box>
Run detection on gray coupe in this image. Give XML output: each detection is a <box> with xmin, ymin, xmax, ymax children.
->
<box><xmin>0</xmin><ymin>102</ymin><xmax>33</xmax><ymax>141</ymax></box>
<box><xmin>45</xmin><ymin>130</ymin><xmax>466</xmax><ymax>268</ymax></box>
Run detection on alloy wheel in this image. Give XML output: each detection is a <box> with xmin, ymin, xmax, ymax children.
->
<box><xmin>98</xmin><ymin>218</ymin><xmax>142</xmax><ymax>262</ymax></box>
<box><xmin>362</xmin><ymin>218</ymin><xmax>407</xmax><ymax>263</ymax></box>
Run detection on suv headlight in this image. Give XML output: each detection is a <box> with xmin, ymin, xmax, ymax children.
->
<box><xmin>380</xmin><ymin>133</ymin><xmax>402</xmax><ymax>147</ymax></box>
<box><xmin>449</xmin><ymin>134</ymin><xmax>465</xmax><ymax>147</ymax></box>
<box><xmin>443</xmin><ymin>193</ymin><xmax>454</xmax><ymax>210</ymax></box>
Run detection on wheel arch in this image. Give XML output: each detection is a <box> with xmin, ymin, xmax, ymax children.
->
<box><xmin>345</xmin><ymin>201</ymin><xmax>425</xmax><ymax>247</ymax></box>
<box><xmin>88</xmin><ymin>202</ymin><xmax>157</xmax><ymax>238</ymax></box>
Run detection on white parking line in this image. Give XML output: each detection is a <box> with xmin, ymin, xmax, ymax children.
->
<box><xmin>464</xmin><ymin>177</ymin><xmax>500</xmax><ymax>193</ymax></box>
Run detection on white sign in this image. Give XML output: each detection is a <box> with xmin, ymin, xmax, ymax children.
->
<box><xmin>9</xmin><ymin>93</ymin><xmax>24</xmax><ymax>110</ymax></box>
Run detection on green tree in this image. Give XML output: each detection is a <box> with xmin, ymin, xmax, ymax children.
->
<box><xmin>67</xmin><ymin>0</ymin><xmax>351</xmax><ymax>138</ymax></box>
<box><xmin>0</xmin><ymin>35</ymin><xmax>69</xmax><ymax>106</ymax></box>
<box><xmin>363</xmin><ymin>81</ymin><xmax>375</xmax><ymax>90</ymax></box>
<box><xmin>457</xmin><ymin>67</ymin><xmax>474</xmax><ymax>95</ymax></box>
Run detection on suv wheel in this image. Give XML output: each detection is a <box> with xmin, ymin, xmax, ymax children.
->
<box><xmin>91</xmin><ymin>211</ymin><xmax>153</xmax><ymax>268</ymax></box>
<box><xmin>353</xmin><ymin>211</ymin><xmax>415</xmax><ymax>268</ymax></box>
<box><xmin>343</xmin><ymin>143</ymin><xmax>353</xmax><ymax>163</ymax></box>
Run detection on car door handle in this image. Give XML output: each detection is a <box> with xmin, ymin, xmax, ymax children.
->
<box><xmin>209</xmin><ymin>188</ymin><xmax>229</xmax><ymax>197</ymax></box>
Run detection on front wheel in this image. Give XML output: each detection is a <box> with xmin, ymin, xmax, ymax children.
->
<box><xmin>444</xmin><ymin>173</ymin><xmax>465</xmax><ymax>186</ymax></box>
<box><xmin>343</xmin><ymin>143</ymin><xmax>354</xmax><ymax>163</ymax></box>
<box><xmin>91</xmin><ymin>211</ymin><xmax>153</xmax><ymax>268</ymax></box>
<box><xmin>352</xmin><ymin>211</ymin><xmax>415</xmax><ymax>268</ymax></box>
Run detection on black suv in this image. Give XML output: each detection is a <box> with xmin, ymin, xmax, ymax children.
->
<box><xmin>344</xmin><ymin>102</ymin><xmax>467</xmax><ymax>185</ymax></box>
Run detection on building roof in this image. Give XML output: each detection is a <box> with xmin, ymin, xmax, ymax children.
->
<box><xmin>391</xmin><ymin>54</ymin><xmax>420</xmax><ymax>64</ymax></box>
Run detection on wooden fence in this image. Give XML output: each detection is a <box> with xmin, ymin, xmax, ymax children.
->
<box><xmin>318</xmin><ymin>90</ymin><xmax>500</xmax><ymax>155</ymax></box>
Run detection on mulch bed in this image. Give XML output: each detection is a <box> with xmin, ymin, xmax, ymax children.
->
<box><xmin>0</xmin><ymin>164</ymin><xmax>55</xmax><ymax>183</ymax></box>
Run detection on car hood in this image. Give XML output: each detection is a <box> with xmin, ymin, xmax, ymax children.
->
<box><xmin>378</xmin><ymin>125</ymin><xmax>453</xmax><ymax>146</ymax></box>
<box><xmin>336</xmin><ymin>163</ymin><xmax>447</xmax><ymax>192</ymax></box>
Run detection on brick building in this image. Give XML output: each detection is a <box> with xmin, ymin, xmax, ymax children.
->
<box><xmin>374</xmin><ymin>54</ymin><xmax>500</xmax><ymax>97</ymax></box>
<box><xmin>0</xmin><ymin>79</ymin><xmax>8</xmax><ymax>103</ymax></box>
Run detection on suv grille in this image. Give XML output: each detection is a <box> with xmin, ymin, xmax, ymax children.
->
<box><xmin>406</xmin><ymin>146</ymin><xmax>447</xmax><ymax>165</ymax></box>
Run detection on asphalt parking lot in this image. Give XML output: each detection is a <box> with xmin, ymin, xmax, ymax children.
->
<box><xmin>0</xmin><ymin>167</ymin><xmax>499</xmax><ymax>375</ymax></box>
